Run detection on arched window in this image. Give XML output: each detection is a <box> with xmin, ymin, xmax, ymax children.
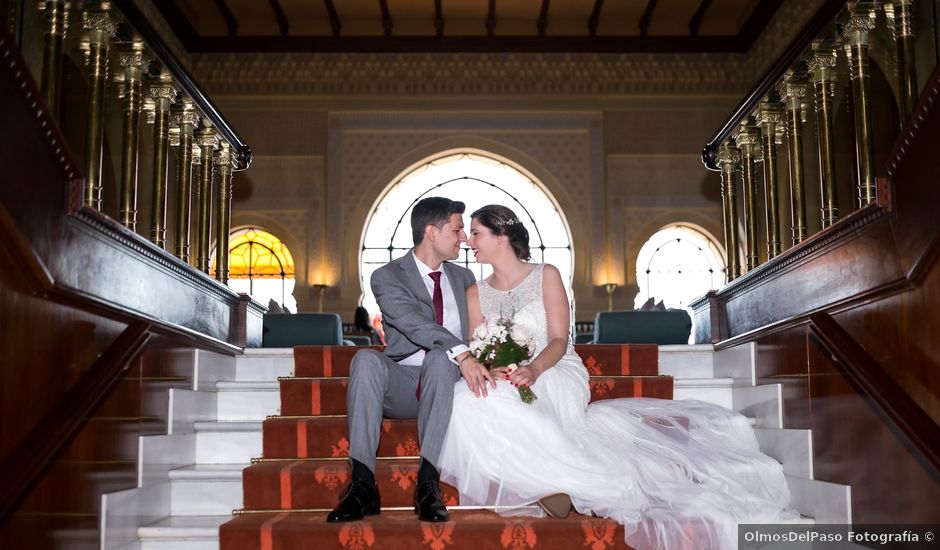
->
<box><xmin>634</xmin><ymin>224</ymin><xmax>725</xmax><ymax>310</ymax></box>
<box><xmin>225</xmin><ymin>227</ymin><xmax>298</xmax><ymax>312</ymax></box>
<box><xmin>360</xmin><ymin>152</ymin><xmax>573</xmax><ymax>315</ymax></box>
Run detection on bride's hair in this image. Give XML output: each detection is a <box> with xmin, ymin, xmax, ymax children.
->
<box><xmin>471</xmin><ymin>205</ymin><xmax>532</xmax><ymax>261</ymax></box>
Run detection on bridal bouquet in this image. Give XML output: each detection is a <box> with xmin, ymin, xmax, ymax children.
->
<box><xmin>469</xmin><ymin>318</ymin><xmax>538</xmax><ymax>404</ymax></box>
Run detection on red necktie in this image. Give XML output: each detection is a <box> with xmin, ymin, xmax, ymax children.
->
<box><xmin>428</xmin><ymin>272</ymin><xmax>444</xmax><ymax>325</ymax></box>
<box><xmin>417</xmin><ymin>272</ymin><xmax>444</xmax><ymax>401</ymax></box>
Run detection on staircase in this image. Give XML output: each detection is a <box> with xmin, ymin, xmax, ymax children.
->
<box><xmin>106</xmin><ymin>343</ymin><xmax>847</xmax><ymax>549</ymax></box>
<box><xmin>219</xmin><ymin>344</ymin><xmax>667</xmax><ymax>549</ymax></box>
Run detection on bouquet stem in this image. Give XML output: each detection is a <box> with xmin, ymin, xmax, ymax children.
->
<box><xmin>517</xmin><ymin>385</ymin><xmax>537</xmax><ymax>404</ymax></box>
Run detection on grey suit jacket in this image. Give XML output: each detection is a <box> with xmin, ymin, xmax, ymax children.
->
<box><xmin>372</xmin><ymin>251</ymin><xmax>476</xmax><ymax>362</ymax></box>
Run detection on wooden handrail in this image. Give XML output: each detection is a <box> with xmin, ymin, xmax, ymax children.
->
<box><xmin>702</xmin><ymin>0</ymin><xmax>846</xmax><ymax>170</ymax></box>
<box><xmin>808</xmin><ymin>312</ymin><xmax>940</xmax><ymax>481</ymax></box>
<box><xmin>0</xmin><ymin>321</ymin><xmax>152</xmax><ymax>523</ymax></box>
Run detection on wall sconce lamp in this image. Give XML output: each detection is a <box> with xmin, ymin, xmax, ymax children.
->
<box><xmin>604</xmin><ymin>283</ymin><xmax>618</xmax><ymax>312</ymax></box>
<box><xmin>313</xmin><ymin>284</ymin><xmax>329</xmax><ymax>312</ymax></box>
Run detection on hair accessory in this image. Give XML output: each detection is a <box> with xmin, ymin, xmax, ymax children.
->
<box><xmin>495</xmin><ymin>218</ymin><xmax>521</xmax><ymax>227</ymax></box>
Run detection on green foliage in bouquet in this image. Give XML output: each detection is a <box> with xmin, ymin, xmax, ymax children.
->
<box><xmin>471</xmin><ymin>319</ymin><xmax>538</xmax><ymax>404</ymax></box>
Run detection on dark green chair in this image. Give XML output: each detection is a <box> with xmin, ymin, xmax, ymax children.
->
<box><xmin>262</xmin><ymin>312</ymin><xmax>344</xmax><ymax>347</ymax></box>
<box><xmin>593</xmin><ymin>310</ymin><xmax>692</xmax><ymax>345</ymax></box>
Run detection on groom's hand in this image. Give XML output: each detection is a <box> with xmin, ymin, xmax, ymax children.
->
<box><xmin>458</xmin><ymin>354</ymin><xmax>495</xmax><ymax>398</ymax></box>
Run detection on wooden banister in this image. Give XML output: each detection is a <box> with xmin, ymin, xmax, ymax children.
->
<box><xmin>808</xmin><ymin>312</ymin><xmax>940</xmax><ymax>481</ymax></box>
<box><xmin>0</xmin><ymin>320</ymin><xmax>152</xmax><ymax>523</ymax></box>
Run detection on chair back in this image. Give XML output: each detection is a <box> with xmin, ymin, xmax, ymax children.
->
<box><xmin>593</xmin><ymin>310</ymin><xmax>692</xmax><ymax>345</ymax></box>
<box><xmin>262</xmin><ymin>312</ymin><xmax>344</xmax><ymax>347</ymax></box>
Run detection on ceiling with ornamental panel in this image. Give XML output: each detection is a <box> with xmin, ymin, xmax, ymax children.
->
<box><xmin>152</xmin><ymin>0</ymin><xmax>782</xmax><ymax>53</ymax></box>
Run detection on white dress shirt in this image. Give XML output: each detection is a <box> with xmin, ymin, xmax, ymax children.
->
<box><xmin>398</xmin><ymin>253</ymin><xmax>470</xmax><ymax>367</ymax></box>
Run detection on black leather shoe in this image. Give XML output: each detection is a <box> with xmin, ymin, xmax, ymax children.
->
<box><xmin>413</xmin><ymin>479</ymin><xmax>449</xmax><ymax>522</ymax></box>
<box><xmin>326</xmin><ymin>480</ymin><xmax>381</xmax><ymax>522</ymax></box>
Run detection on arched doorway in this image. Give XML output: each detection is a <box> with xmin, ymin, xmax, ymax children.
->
<box><xmin>359</xmin><ymin>151</ymin><xmax>573</xmax><ymax>316</ymax></box>
<box><xmin>634</xmin><ymin>224</ymin><xmax>725</xmax><ymax>310</ymax></box>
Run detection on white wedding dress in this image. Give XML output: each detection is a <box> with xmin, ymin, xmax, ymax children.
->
<box><xmin>437</xmin><ymin>264</ymin><xmax>794</xmax><ymax>550</ymax></box>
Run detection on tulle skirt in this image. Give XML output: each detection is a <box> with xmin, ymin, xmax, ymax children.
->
<box><xmin>437</xmin><ymin>355</ymin><xmax>795</xmax><ymax>550</ymax></box>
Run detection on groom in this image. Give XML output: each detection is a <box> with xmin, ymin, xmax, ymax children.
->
<box><xmin>328</xmin><ymin>197</ymin><xmax>494</xmax><ymax>523</ymax></box>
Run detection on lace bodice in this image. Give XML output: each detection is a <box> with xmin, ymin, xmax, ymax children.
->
<box><xmin>477</xmin><ymin>264</ymin><xmax>550</xmax><ymax>352</ymax></box>
<box><xmin>476</xmin><ymin>264</ymin><xmax>580</xmax><ymax>365</ymax></box>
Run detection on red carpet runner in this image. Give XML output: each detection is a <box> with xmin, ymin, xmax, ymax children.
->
<box><xmin>220</xmin><ymin>344</ymin><xmax>670</xmax><ymax>549</ymax></box>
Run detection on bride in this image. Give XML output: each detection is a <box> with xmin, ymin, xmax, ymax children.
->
<box><xmin>437</xmin><ymin>204</ymin><xmax>794</xmax><ymax>550</ymax></box>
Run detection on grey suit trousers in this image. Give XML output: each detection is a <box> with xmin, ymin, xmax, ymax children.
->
<box><xmin>347</xmin><ymin>347</ymin><xmax>460</xmax><ymax>472</ymax></box>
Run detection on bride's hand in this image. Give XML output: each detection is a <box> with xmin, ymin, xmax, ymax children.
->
<box><xmin>509</xmin><ymin>364</ymin><xmax>542</xmax><ymax>388</ymax></box>
<box><xmin>458</xmin><ymin>354</ymin><xmax>496</xmax><ymax>398</ymax></box>
<box><xmin>489</xmin><ymin>367</ymin><xmax>510</xmax><ymax>380</ymax></box>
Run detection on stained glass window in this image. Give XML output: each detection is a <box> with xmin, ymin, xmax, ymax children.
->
<box><xmin>224</xmin><ymin>227</ymin><xmax>298</xmax><ymax>312</ymax></box>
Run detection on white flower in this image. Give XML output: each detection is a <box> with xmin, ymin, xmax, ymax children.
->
<box><xmin>488</xmin><ymin>323</ymin><xmax>507</xmax><ymax>342</ymax></box>
<box><xmin>510</xmin><ymin>323</ymin><xmax>532</xmax><ymax>345</ymax></box>
<box><xmin>472</xmin><ymin>323</ymin><xmax>488</xmax><ymax>341</ymax></box>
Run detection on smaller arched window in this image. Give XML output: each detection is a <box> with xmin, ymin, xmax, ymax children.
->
<box><xmin>634</xmin><ymin>224</ymin><xmax>725</xmax><ymax>310</ymax></box>
<box><xmin>225</xmin><ymin>227</ymin><xmax>298</xmax><ymax>312</ymax></box>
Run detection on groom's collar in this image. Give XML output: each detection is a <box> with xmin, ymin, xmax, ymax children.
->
<box><xmin>411</xmin><ymin>252</ymin><xmax>440</xmax><ymax>277</ymax></box>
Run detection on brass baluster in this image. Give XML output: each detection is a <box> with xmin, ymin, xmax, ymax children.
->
<box><xmin>809</xmin><ymin>43</ymin><xmax>840</xmax><ymax>228</ymax></box>
<box><xmin>734</xmin><ymin>121</ymin><xmax>763</xmax><ymax>271</ymax></box>
<box><xmin>79</xmin><ymin>2</ymin><xmax>117</xmax><ymax>209</ymax></box>
<box><xmin>717</xmin><ymin>142</ymin><xmax>742</xmax><ymax>281</ymax></box>
<box><xmin>890</xmin><ymin>0</ymin><xmax>917</xmax><ymax>120</ymax></box>
<box><xmin>845</xmin><ymin>5</ymin><xmax>878</xmax><ymax>206</ymax></box>
<box><xmin>195</xmin><ymin>127</ymin><xmax>219</xmax><ymax>273</ymax></box>
<box><xmin>38</xmin><ymin>0</ymin><xmax>69</xmax><ymax>118</ymax></box>
<box><xmin>170</xmin><ymin>99</ymin><xmax>199</xmax><ymax>262</ymax></box>
<box><xmin>779</xmin><ymin>71</ymin><xmax>809</xmax><ymax>245</ymax></box>
<box><xmin>115</xmin><ymin>40</ymin><xmax>147</xmax><ymax>230</ymax></box>
<box><xmin>756</xmin><ymin>101</ymin><xmax>784</xmax><ymax>258</ymax></box>
<box><xmin>214</xmin><ymin>142</ymin><xmax>235</xmax><ymax>284</ymax></box>
<box><xmin>146</xmin><ymin>71</ymin><xmax>178</xmax><ymax>248</ymax></box>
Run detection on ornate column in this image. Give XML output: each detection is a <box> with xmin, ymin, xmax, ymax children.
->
<box><xmin>809</xmin><ymin>43</ymin><xmax>840</xmax><ymax>228</ymax></box>
<box><xmin>779</xmin><ymin>71</ymin><xmax>809</xmax><ymax>245</ymax></box>
<box><xmin>38</xmin><ymin>0</ymin><xmax>69</xmax><ymax>117</ymax></box>
<box><xmin>115</xmin><ymin>40</ymin><xmax>147</xmax><ymax>230</ymax></box>
<box><xmin>733</xmin><ymin>121</ymin><xmax>763</xmax><ymax>271</ymax></box>
<box><xmin>845</xmin><ymin>5</ymin><xmax>878</xmax><ymax>206</ymax></box>
<box><xmin>146</xmin><ymin>71</ymin><xmax>178</xmax><ymax>248</ymax></box>
<box><xmin>214</xmin><ymin>142</ymin><xmax>236</xmax><ymax>284</ymax></box>
<box><xmin>195</xmin><ymin>127</ymin><xmax>219</xmax><ymax>273</ymax></box>
<box><xmin>890</xmin><ymin>0</ymin><xmax>917</xmax><ymax>120</ymax></box>
<box><xmin>717</xmin><ymin>142</ymin><xmax>742</xmax><ymax>281</ymax></box>
<box><xmin>756</xmin><ymin>101</ymin><xmax>784</xmax><ymax>258</ymax></box>
<box><xmin>80</xmin><ymin>2</ymin><xmax>117</xmax><ymax>209</ymax></box>
<box><xmin>170</xmin><ymin>99</ymin><xmax>199</xmax><ymax>262</ymax></box>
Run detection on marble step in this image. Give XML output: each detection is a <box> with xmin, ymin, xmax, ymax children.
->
<box><xmin>754</xmin><ymin>427</ymin><xmax>813</xmax><ymax>479</ymax></box>
<box><xmin>672</xmin><ymin>377</ymin><xmax>733</xmax><ymax>409</ymax></box>
<box><xmin>169</xmin><ymin>465</ymin><xmax>247</xmax><ymax>516</ymax></box>
<box><xmin>785</xmin><ymin>476</ymin><xmax>852</xmax><ymax>524</ymax></box>
<box><xmin>137</xmin><ymin>515</ymin><xmax>230</xmax><ymax>550</ymax></box>
<box><xmin>657</xmin><ymin>344</ymin><xmax>715</xmax><ymax>378</ymax></box>
<box><xmin>195</xmin><ymin>421</ymin><xmax>263</xmax><ymax>464</ymax></box>
<box><xmin>216</xmin><ymin>381</ymin><xmax>281</xmax><ymax>421</ymax></box>
<box><xmin>235</xmin><ymin>348</ymin><xmax>295</xmax><ymax>381</ymax></box>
